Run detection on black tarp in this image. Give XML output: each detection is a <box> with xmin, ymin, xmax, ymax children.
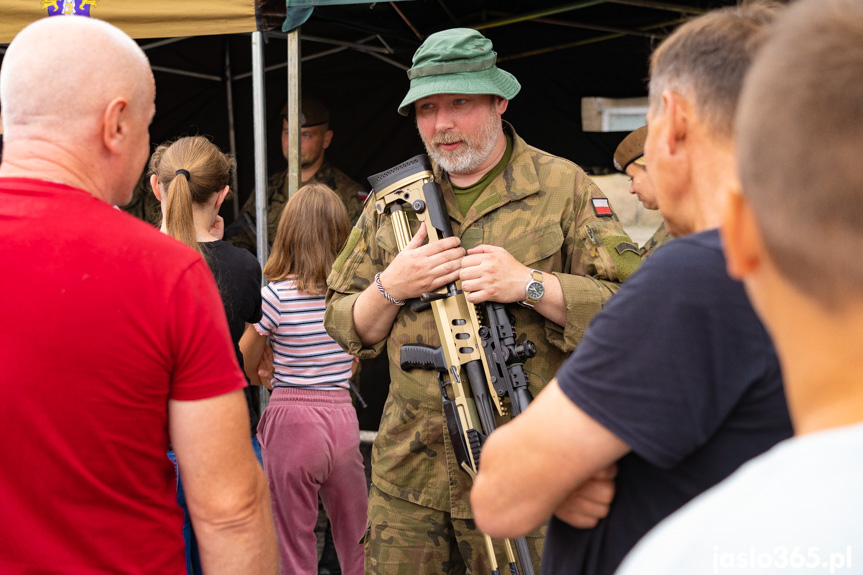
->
<box><xmin>1</xmin><ymin>0</ymin><xmax>744</xmax><ymax>225</ymax></box>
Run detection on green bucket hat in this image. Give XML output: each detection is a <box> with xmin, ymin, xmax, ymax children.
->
<box><xmin>398</xmin><ymin>28</ymin><xmax>521</xmax><ymax>116</ymax></box>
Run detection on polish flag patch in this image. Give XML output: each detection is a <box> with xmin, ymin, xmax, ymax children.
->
<box><xmin>591</xmin><ymin>198</ymin><xmax>613</xmax><ymax>217</ymax></box>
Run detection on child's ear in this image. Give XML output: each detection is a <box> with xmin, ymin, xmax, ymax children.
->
<box><xmin>150</xmin><ymin>174</ymin><xmax>163</xmax><ymax>201</ymax></box>
<box><xmin>215</xmin><ymin>185</ymin><xmax>230</xmax><ymax>210</ymax></box>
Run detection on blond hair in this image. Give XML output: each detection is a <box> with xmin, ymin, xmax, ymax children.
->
<box><xmin>149</xmin><ymin>136</ymin><xmax>235</xmax><ymax>257</ymax></box>
<box><xmin>264</xmin><ymin>183</ymin><xmax>350</xmax><ymax>295</ymax></box>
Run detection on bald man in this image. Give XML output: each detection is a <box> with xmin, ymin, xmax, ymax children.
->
<box><xmin>0</xmin><ymin>17</ymin><xmax>277</xmax><ymax>575</ymax></box>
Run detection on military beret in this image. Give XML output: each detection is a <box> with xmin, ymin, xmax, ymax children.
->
<box><xmin>280</xmin><ymin>96</ymin><xmax>330</xmax><ymax>128</ymax></box>
<box><xmin>613</xmin><ymin>125</ymin><xmax>648</xmax><ymax>173</ymax></box>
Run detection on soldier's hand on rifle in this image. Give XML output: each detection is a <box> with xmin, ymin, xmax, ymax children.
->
<box><xmin>378</xmin><ymin>222</ymin><xmax>464</xmax><ymax>301</ymax></box>
<box><xmin>460</xmin><ymin>244</ymin><xmax>530</xmax><ymax>304</ymax></box>
<box><xmin>552</xmin><ymin>463</ymin><xmax>617</xmax><ymax>529</ymax></box>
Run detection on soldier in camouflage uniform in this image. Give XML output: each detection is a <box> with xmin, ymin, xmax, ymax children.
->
<box><xmin>119</xmin><ymin>173</ymin><xmax>161</xmax><ymax>225</ymax></box>
<box><xmin>613</xmin><ymin>126</ymin><xmax>673</xmax><ymax>258</ymax></box>
<box><xmin>324</xmin><ymin>28</ymin><xmax>641</xmax><ymax>575</ymax></box>
<box><xmin>225</xmin><ymin>97</ymin><xmax>364</xmax><ymax>253</ymax></box>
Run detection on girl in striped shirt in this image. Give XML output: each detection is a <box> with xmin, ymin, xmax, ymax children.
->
<box><xmin>240</xmin><ymin>183</ymin><xmax>367</xmax><ymax>575</ymax></box>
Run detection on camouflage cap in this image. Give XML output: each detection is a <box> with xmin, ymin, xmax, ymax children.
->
<box><xmin>398</xmin><ymin>28</ymin><xmax>521</xmax><ymax>116</ymax></box>
<box><xmin>613</xmin><ymin>125</ymin><xmax>647</xmax><ymax>172</ymax></box>
<box><xmin>280</xmin><ymin>96</ymin><xmax>330</xmax><ymax>128</ymax></box>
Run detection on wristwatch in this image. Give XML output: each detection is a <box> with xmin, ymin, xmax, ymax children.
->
<box><xmin>519</xmin><ymin>269</ymin><xmax>545</xmax><ymax>308</ymax></box>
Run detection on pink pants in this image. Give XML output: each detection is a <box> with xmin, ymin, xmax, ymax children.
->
<box><xmin>257</xmin><ymin>387</ymin><xmax>368</xmax><ymax>575</ymax></box>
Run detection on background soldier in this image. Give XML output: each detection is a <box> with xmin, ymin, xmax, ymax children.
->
<box><xmin>225</xmin><ymin>96</ymin><xmax>364</xmax><ymax>253</ymax></box>
<box><xmin>613</xmin><ymin>126</ymin><xmax>672</xmax><ymax>257</ymax></box>
<box><xmin>120</xmin><ymin>172</ymin><xmax>162</xmax><ymax>224</ymax></box>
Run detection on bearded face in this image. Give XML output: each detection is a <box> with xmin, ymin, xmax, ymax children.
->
<box><xmin>416</xmin><ymin>95</ymin><xmax>503</xmax><ymax>175</ymax></box>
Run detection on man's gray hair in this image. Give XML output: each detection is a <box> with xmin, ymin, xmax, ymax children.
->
<box><xmin>737</xmin><ymin>0</ymin><xmax>863</xmax><ymax>305</ymax></box>
<box><xmin>648</xmin><ymin>3</ymin><xmax>780</xmax><ymax>140</ymax></box>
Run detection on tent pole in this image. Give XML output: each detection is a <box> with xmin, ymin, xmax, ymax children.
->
<box><xmin>252</xmin><ymin>30</ymin><xmax>269</xmax><ymax>414</ymax></box>
<box><xmin>251</xmin><ymin>31</ymin><xmax>269</xmax><ymax>272</ymax></box>
<box><xmin>225</xmin><ymin>46</ymin><xmax>240</xmax><ymax>219</ymax></box>
<box><xmin>286</xmin><ymin>29</ymin><xmax>302</xmax><ymax>199</ymax></box>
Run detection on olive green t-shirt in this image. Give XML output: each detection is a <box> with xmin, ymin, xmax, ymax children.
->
<box><xmin>451</xmin><ymin>135</ymin><xmax>513</xmax><ymax>217</ymax></box>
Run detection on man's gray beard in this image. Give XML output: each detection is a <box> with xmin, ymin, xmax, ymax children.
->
<box><xmin>422</xmin><ymin>110</ymin><xmax>501</xmax><ymax>175</ymax></box>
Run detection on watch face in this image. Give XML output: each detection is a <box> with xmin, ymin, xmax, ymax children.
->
<box><xmin>527</xmin><ymin>281</ymin><xmax>544</xmax><ymax>300</ymax></box>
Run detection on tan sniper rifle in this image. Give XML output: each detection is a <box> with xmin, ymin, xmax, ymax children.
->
<box><xmin>368</xmin><ymin>155</ymin><xmax>537</xmax><ymax>575</ymax></box>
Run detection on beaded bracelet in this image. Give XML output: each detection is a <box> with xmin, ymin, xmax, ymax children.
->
<box><xmin>374</xmin><ymin>272</ymin><xmax>405</xmax><ymax>306</ymax></box>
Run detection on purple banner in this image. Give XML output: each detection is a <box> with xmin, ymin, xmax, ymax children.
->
<box><xmin>45</xmin><ymin>1</ymin><xmax>94</xmax><ymax>17</ymax></box>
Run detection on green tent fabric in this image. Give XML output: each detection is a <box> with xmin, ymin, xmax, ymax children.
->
<box><xmin>283</xmin><ymin>7</ymin><xmax>315</xmax><ymax>32</ymax></box>
<box><xmin>283</xmin><ymin>0</ymin><xmax>414</xmax><ymax>32</ymax></box>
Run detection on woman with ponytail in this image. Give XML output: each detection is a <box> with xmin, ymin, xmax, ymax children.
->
<box><xmin>149</xmin><ymin>136</ymin><xmax>264</xmax><ymax>575</ymax></box>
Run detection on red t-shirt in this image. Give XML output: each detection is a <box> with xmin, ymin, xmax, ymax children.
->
<box><xmin>0</xmin><ymin>178</ymin><xmax>247</xmax><ymax>573</ymax></box>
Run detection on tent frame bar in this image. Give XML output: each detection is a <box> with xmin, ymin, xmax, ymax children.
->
<box><xmin>498</xmin><ymin>17</ymin><xmax>684</xmax><ymax>62</ymax></box>
<box><xmin>140</xmin><ymin>36</ymin><xmax>191</xmax><ymax>51</ymax></box>
<box><xmin>270</xmin><ymin>31</ymin><xmax>391</xmax><ymax>53</ymax></box>
<box><xmin>150</xmin><ymin>65</ymin><xmax>222</xmax><ymax>82</ymax></box>
<box><xmin>487</xmin><ymin>10</ymin><xmax>664</xmax><ymax>39</ymax></box>
<box><xmin>234</xmin><ymin>33</ymin><xmax>398</xmax><ymax>80</ymax></box>
<box><xmin>225</xmin><ymin>46</ymin><xmax>240</xmax><ymax>218</ymax></box>
<box><xmin>606</xmin><ymin>0</ymin><xmax>707</xmax><ymax>15</ymax></box>
<box><xmin>473</xmin><ymin>0</ymin><xmax>608</xmax><ymax>31</ymax></box>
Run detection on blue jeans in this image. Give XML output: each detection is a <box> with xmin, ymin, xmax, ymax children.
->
<box><xmin>168</xmin><ymin>437</ymin><xmax>264</xmax><ymax>575</ymax></box>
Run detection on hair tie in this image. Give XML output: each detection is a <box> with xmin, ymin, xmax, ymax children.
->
<box><xmin>175</xmin><ymin>169</ymin><xmax>191</xmax><ymax>181</ymax></box>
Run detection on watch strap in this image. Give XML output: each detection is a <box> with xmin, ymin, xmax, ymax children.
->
<box><xmin>518</xmin><ymin>269</ymin><xmax>544</xmax><ymax>308</ymax></box>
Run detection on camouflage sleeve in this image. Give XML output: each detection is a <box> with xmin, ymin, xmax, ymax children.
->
<box><xmin>224</xmin><ymin>212</ymin><xmax>257</xmax><ymax>254</ymax></box>
<box><xmin>343</xmin><ymin>181</ymin><xmax>364</xmax><ymax>226</ymax></box>
<box><xmin>324</xmin><ymin>203</ymin><xmax>388</xmax><ymax>359</ymax></box>
<box><xmin>237</xmin><ymin>187</ymin><xmax>257</xmax><ymax>218</ymax></box>
<box><xmin>224</xmin><ymin>188</ymin><xmax>258</xmax><ymax>253</ymax></box>
<box><xmin>546</xmin><ymin>171</ymin><xmax>642</xmax><ymax>353</ymax></box>
<box><xmin>119</xmin><ymin>175</ymin><xmax>161</xmax><ymax>226</ymax></box>
<box><xmin>640</xmin><ymin>222</ymin><xmax>673</xmax><ymax>258</ymax></box>
<box><xmin>332</xmin><ymin>171</ymin><xmax>366</xmax><ymax>226</ymax></box>
<box><xmin>226</xmin><ymin>172</ymin><xmax>283</xmax><ymax>253</ymax></box>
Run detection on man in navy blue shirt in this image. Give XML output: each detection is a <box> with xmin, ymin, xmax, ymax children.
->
<box><xmin>470</xmin><ymin>6</ymin><xmax>792</xmax><ymax>575</ymax></box>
